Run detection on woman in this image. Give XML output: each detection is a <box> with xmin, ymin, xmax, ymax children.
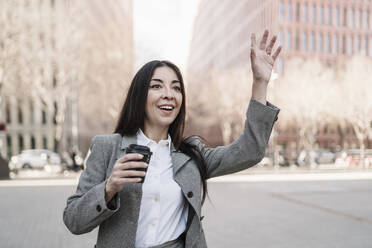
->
<box><xmin>63</xmin><ymin>30</ymin><xmax>281</xmax><ymax>248</ymax></box>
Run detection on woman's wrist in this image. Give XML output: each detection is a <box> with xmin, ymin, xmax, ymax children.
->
<box><xmin>251</xmin><ymin>81</ymin><xmax>267</xmax><ymax>105</ymax></box>
<box><xmin>105</xmin><ymin>181</ymin><xmax>116</xmax><ymax>204</ymax></box>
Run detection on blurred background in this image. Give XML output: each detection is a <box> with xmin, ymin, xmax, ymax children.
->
<box><xmin>0</xmin><ymin>0</ymin><xmax>372</xmax><ymax>247</ymax></box>
<box><xmin>1</xmin><ymin>0</ymin><xmax>372</xmax><ymax>178</ymax></box>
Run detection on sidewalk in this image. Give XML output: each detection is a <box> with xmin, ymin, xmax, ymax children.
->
<box><xmin>1</xmin><ymin>165</ymin><xmax>372</xmax><ymax>187</ymax></box>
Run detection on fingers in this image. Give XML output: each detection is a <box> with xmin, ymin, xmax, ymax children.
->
<box><xmin>272</xmin><ymin>46</ymin><xmax>282</xmax><ymax>61</ymax></box>
<box><xmin>266</xmin><ymin>35</ymin><xmax>277</xmax><ymax>55</ymax></box>
<box><xmin>110</xmin><ymin>177</ymin><xmax>142</xmax><ymax>185</ymax></box>
<box><xmin>115</xmin><ymin>161</ymin><xmax>148</xmax><ymax>171</ymax></box>
<box><xmin>118</xmin><ymin>153</ymin><xmax>143</xmax><ymax>163</ymax></box>
<box><xmin>113</xmin><ymin>169</ymin><xmax>146</xmax><ymax>178</ymax></box>
<box><xmin>251</xmin><ymin>33</ymin><xmax>256</xmax><ymax>48</ymax></box>
<box><xmin>260</xmin><ymin>29</ymin><xmax>269</xmax><ymax>50</ymax></box>
<box><xmin>251</xmin><ymin>30</ymin><xmax>282</xmax><ymax>61</ymax></box>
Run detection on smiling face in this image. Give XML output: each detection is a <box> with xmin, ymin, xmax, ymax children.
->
<box><xmin>144</xmin><ymin>66</ymin><xmax>183</xmax><ymax>133</ymax></box>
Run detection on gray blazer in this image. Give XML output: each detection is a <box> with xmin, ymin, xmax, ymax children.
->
<box><xmin>63</xmin><ymin>99</ymin><xmax>279</xmax><ymax>248</ymax></box>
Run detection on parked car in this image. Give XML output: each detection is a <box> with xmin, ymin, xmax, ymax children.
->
<box><xmin>314</xmin><ymin>149</ymin><xmax>336</xmax><ymax>164</ymax></box>
<box><xmin>297</xmin><ymin>149</ymin><xmax>336</xmax><ymax>166</ymax></box>
<box><xmin>335</xmin><ymin>149</ymin><xmax>372</xmax><ymax>167</ymax></box>
<box><xmin>8</xmin><ymin>149</ymin><xmax>61</xmax><ymax>173</ymax></box>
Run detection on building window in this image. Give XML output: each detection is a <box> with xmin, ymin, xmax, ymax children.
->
<box><xmin>362</xmin><ymin>36</ymin><xmax>367</xmax><ymax>56</ymax></box>
<box><xmin>342</xmin><ymin>35</ymin><xmax>346</xmax><ymax>54</ymax></box>
<box><xmin>18</xmin><ymin>134</ymin><xmax>24</xmax><ymax>152</ymax></box>
<box><xmin>318</xmin><ymin>34</ymin><xmax>323</xmax><ymax>52</ymax></box>
<box><xmin>327</xmin><ymin>7</ymin><xmax>331</xmax><ymax>25</ymax></box>
<box><xmin>295</xmin><ymin>32</ymin><xmax>300</xmax><ymax>51</ymax></box>
<box><xmin>53</xmin><ymin>101</ymin><xmax>58</xmax><ymax>124</ymax></box>
<box><xmin>278</xmin><ymin>31</ymin><xmax>283</xmax><ymax>46</ymax></box>
<box><xmin>357</xmin><ymin>9</ymin><xmax>362</xmax><ymax>28</ymax></box>
<box><xmin>54</xmin><ymin>138</ymin><xmax>59</xmax><ymax>153</ymax></box>
<box><xmin>365</xmin><ymin>10</ymin><xmax>369</xmax><ymax>29</ymax></box>
<box><xmin>6</xmin><ymin>135</ymin><xmax>12</xmax><ymax>159</ymax></box>
<box><xmin>302</xmin><ymin>32</ymin><xmax>308</xmax><ymax>51</ymax></box>
<box><xmin>356</xmin><ymin>36</ymin><xmax>361</xmax><ymax>54</ymax></box>
<box><xmin>6</xmin><ymin>100</ymin><xmax>11</xmax><ymax>124</ymax></box>
<box><xmin>349</xmin><ymin>9</ymin><xmax>354</xmax><ymax>28</ymax></box>
<box><xmin>286</xmin><ymin>31</ymin><xmax>292</xmax><ymax>50</ymax></box>
<box><xmin>31</xmin><ymin>135</ymin><xmax>36</xmax><ymax>149</ymax></box>
<box><xmin>296</xmin><ymin>2</ymin><xmax>300</xmax><ymax>22</ymax></box>
<box><xmin>43</xmin><ymin>136</ymin><xmax>48</xmax><ymax>149</ymax></box>
<box><xmin>310</xmin><ymin>32</ymin><xmax>315</xmax><ymax>52</ymax></box>
<box><xmin>333</xmin><ymin>34</ymin><xmax>338</xmax><ymax>54</ymax></box>
<box><xmin>279</xmin><ymin>1</ymin><xmax>284</xmax><ymax>21</ymax></box>
<box><xmin>334</xmin><ymin>7</ymin><xmax>339</xmax><ymax>27</ymax></box>
<box><xmin>326</xmin><ymin>34</ymin><xmax>331</xmax><ymax>53</ymax></box>
<box><xmin>311</xmin><ymin>4</ymin><xmax>316</xmax><ymax>24</ymax></box>
<box><xmin>288</xmin><ymin>3</ymin><xmax>292</xmax><ymax>21</ymax></box>
<box><xmin>348</xmin><ymin>36</ymin><xmax>353</xmax><ymax>56</ymax></box>
<box><xmin>17</xmin><ymin>101</ymin><xmax>23</xmax><ymax>124</ymax></box>
<box><xmin>52</xmin><ymin>70</ymin><xmax>57</xmax><ymax>88</ymax></box>
<box><xmin>320</xmin><ymin>5</ymin><xmax>324</xmax><ymax>25</ymax></box>
<box><xmin>343</xmin><ymin>8</ymin><xmax>347</xmax><ymax>27</ymax></box>
<box><xmin>30</xmin><ymin>100</ymin><xmax>34</xmax><ymax>124</ymax></box>
<box><xmin>303</xmin><ymin>4</ymin><xmax>308</xmax><ymax>23</ymax></box>
<box><xmin>42</xmin><ymin>109</ymin><xmax>47</xmax><ymax>125</ymax></box>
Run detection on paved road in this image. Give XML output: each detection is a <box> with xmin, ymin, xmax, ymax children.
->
<box><xmin>1</xmin><ymin>179</ymin><xmax>371</xmax><ymax>248</ymax></box>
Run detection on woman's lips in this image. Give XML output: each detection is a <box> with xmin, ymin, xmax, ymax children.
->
<box><xmin>158</xmin><ymin>106</ymin><xmax>173</xmax><ymax>115</ymax></box>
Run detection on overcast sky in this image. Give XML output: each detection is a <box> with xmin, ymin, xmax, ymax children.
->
<box><xmin>133</xmin><ymin>0</ymin><xmax>200</xmax><ymax>72</ymax></box>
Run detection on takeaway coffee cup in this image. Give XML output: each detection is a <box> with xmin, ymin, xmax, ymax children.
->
<box><xmin>125</xmin><ymin>144</ymin><xmax>152</xmax><ymax>183</ymax></box>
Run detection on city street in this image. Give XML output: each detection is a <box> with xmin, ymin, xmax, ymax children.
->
<box><xmin>0</xmin><ymin>176</ymin><xmax>371</xmax><ymax>248</ymax></box>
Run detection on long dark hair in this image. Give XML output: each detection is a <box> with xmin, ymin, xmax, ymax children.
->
<box><xmin>113</xmin><ymin>60</ymin><xmax>208</xmax><ymax>205</ymax></box>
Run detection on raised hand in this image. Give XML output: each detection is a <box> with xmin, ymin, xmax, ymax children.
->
<box><xmin>250</xmin><ymin>30</ymin><xmax>282</xmax><ymax>84</ymax></box>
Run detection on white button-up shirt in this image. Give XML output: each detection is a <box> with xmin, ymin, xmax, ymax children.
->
<box><xmin>135</xmin><ymin>129</ymin><xmax>188</xmax><ymax>248</ymax></box>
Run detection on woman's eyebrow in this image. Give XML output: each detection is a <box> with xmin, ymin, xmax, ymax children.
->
<box><xmin>151</xmin><ymin>78</ymin><xmax>180</xmax><ymax>84</ymax></box>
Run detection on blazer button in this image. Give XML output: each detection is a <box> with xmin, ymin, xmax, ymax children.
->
<box><xmin>274</xmin><ymin>116</ymin><xmax>278</xmax><ymax>122</ymax></box>
<box><xmin>187</xmin><ymin>191</ymin><xmax>193</xmax><ymax>198</ymax></box>
<box><xmin>96</xmin><ymin>205</ymin><xmax>102</xmax><ymax>212</ymax></box>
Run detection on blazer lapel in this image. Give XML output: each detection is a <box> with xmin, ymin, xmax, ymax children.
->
<box><xmin>116</xmin><ymin>134</ymin><xmax>137</xmax><ymax>160</ymax></box>
<box><xmin>171</xmin><ymin>142</ymin><xmax>191</xmax><ymax>175</ymax></box>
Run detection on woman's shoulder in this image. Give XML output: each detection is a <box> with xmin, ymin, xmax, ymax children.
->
<box><xmin>90</xmin><ymin>133</ymin><xmax>122</xmax><ymax>147</ymax></box>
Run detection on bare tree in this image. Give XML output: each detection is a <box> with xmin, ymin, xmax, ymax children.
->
<box><xmin>335</xmin><ymin>56</ymin><xmax>372</xmax><ymax>167</ymax></box>
<box><xmin>274</xmin><ymin>58</ymin><xmax>335</xmax><ymax>166</ymax></box>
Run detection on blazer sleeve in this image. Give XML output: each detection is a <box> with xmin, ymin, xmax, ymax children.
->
<box><xmin>194</xmin><ymin>98</ymin><xmax>280</xmax><ymax>179</ymax></box>
<box><xmin>63</xmin><ymin>135</ymin><xmax>120</xmax><ymax>235</ymax></box>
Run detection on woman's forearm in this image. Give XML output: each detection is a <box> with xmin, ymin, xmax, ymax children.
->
<box><xmin>251</xmin><ymin>80</ymin><xmax>267</xmax><ymax>105</ymax></box>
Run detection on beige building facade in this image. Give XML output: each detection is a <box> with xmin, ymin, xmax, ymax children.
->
<box><xmin>187</xmin><ymin>0</ymin><xmax>372</xmax><ymax>152</ymax></box>
<box><xmin>0</xmin><ymin>0</ymin><xmax>134</xmax><ymax>159</ymax></box>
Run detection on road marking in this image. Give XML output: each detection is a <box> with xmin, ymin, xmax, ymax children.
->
<box><xmin>270</xmin><ymin>193</ymin><xmax>372</xmax><ymax>225</ymax></box>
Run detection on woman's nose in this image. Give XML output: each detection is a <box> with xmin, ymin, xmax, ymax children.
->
<box><xmin>162</xmin><ymin>86</ymin><xmax>174</xmax><ymax>99</ymax></box>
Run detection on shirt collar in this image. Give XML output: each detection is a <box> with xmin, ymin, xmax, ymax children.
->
<box><xmin>137</xmin><ymin>129</ymin><xmax>171</xmax><ymax>151</ymax></box>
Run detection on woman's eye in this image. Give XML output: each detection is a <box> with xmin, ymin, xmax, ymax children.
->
<box><xmin>173</xmin><ymin>86</ymin><xmax>181</xmax><ymax>92</ymax></box>
<box><xmin>150</xmin><ymin>84</ymin><xmax>161</xmax><ymax>89</ymax></box>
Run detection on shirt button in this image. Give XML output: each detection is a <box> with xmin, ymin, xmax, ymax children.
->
<box><xmin>187</xmin><ymin>191</ymin><xmax>193</xmax><ymax>198</ymax></box>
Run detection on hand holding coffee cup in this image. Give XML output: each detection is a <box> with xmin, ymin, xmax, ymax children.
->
<box><xmin>125</xmin><ymin>144</ymin><xmax>152</xmax><ymax>183</ymax></box>
<box><xmin>105</xmin><ymin>146</ymin><xmax>151</xmax><ymax>203</ymax></box>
